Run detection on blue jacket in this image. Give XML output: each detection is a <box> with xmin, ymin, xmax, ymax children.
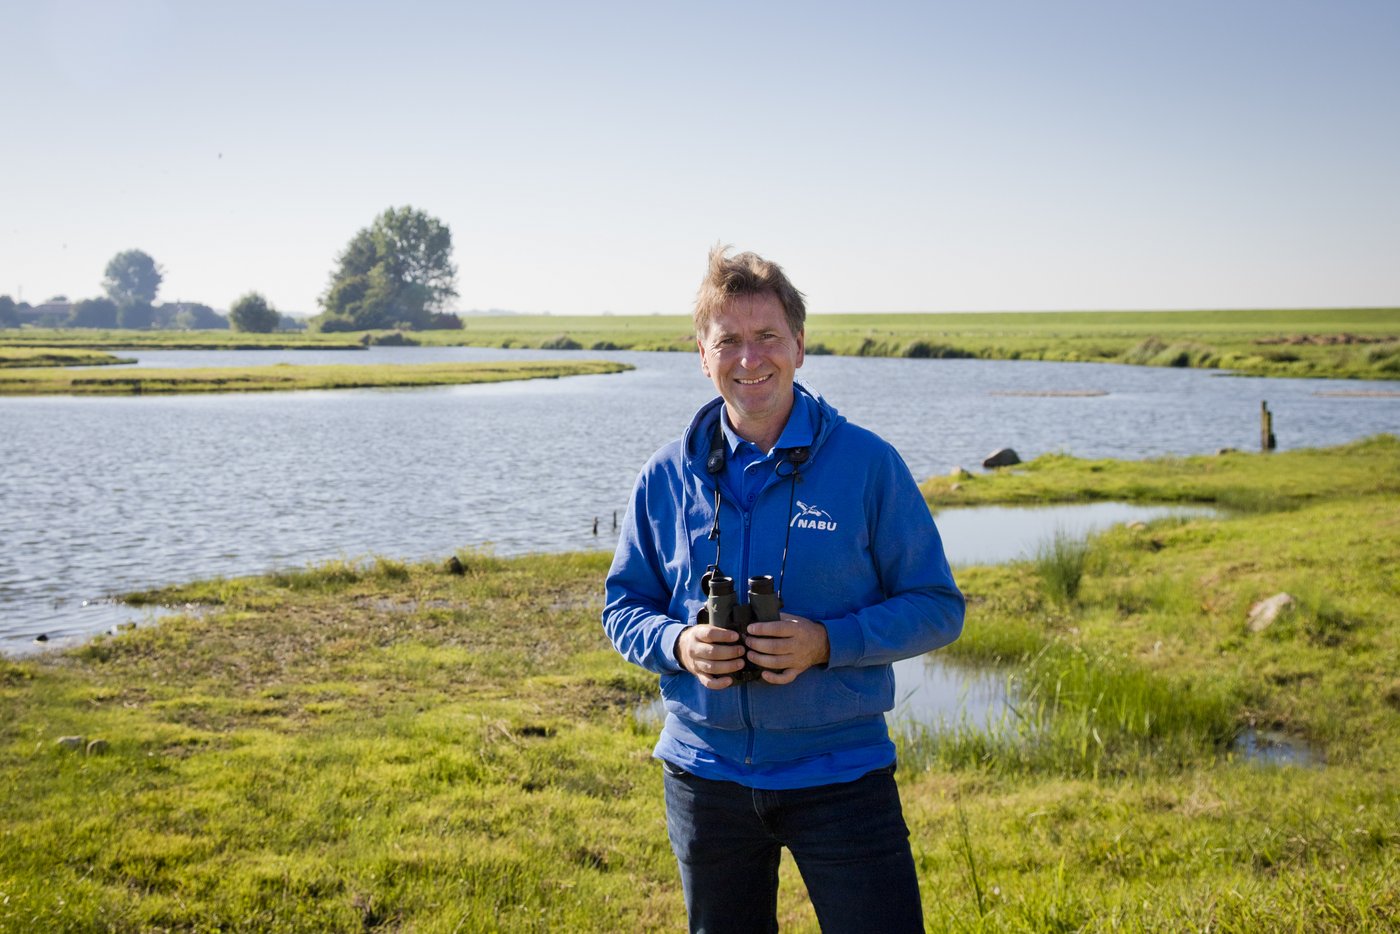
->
<box><xmin>603</xmin><ymin>385</ymin><xmax>964</xmax><ymax>787</ymax></box>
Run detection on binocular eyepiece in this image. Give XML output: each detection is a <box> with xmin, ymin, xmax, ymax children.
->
<box><xmin>696</xmin><ymin>573</ymin><xmax>783</xmax><ymax>683</ymax></box>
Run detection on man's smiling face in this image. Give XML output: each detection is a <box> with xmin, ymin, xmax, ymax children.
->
<box><xmin>697</xmin><ymin>291</ymin><xmax>805</xmax><ymax>446</ymax></box>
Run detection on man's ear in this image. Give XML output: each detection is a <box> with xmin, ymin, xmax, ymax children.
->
<box><xmin>795</xmin><ymin>329</ymin><xmax>805</xmax><ymax>368</ymax></box>
<box><xmin>697</xmin><ymin>337</ymin><xmax>710</xmax><ymax>376</ymax></box>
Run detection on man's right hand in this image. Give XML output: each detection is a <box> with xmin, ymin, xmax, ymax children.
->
<box><xmin>676</xmin><ymin>625</ymin><xmax>746</xmax><ymax>690</ymax></box>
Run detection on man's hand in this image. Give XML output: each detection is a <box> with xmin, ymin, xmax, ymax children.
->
<box><xmin>676</xmin><ymin>624</ymin><xmax>747</xmax><ymax>690</ymax></box>
<box><xmin>744</xmin><ymin>614</ymin><xmax>829</xmax><ymax>684</ymax></box>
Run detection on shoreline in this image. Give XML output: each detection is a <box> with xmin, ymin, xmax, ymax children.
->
<box><xmin>0</xmin><ymin>359</ymin><xmax>632</xmax><ymax>396</ymax></box>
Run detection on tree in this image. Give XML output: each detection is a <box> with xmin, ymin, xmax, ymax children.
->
<box><xmin>315</xmin><ymin>206</ymin><xmax>457</xmax><ymax>330</ymax></box>
<box><xmin>0</xmin><ymin>295</ymin><xmax>17</xmax><ymax>329</ymax></box>
<box><xmin>228</xmin><ymin>292</ymin><xmax>281</xmax><ymax>333</ymax></box>
<box><xmin>117</xmin><ymin>301</ymin><xmax>156</xmax><ymax>329</ymax></box>
<box><xmin>69</xmin><ymin>297</ymin><xmax>119</xmax><ymax>328</ymax></box>
<box><xmin>162</xmin><ymin>302</ymin><xmax>228</xmax><ymax>330</ymax></box>
<box><xmin>103</xmin><ymin>250</ymin><xmax>163</xmax><ymax>307</ymax></box>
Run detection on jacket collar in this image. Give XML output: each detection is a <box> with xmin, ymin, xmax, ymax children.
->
<box><xmin>683</xmin><ymin>382</ymin><xmax>841</xmax><ymax>481</ymax></box>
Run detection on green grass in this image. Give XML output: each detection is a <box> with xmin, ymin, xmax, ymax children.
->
<box><xmin>0</xmin><ymin>328</ymin><xmax>365</xmax><ymax>350</ymax></box>
<box><xmin>2</xmin><ymin>440</ymin><xmax>1397</xmax><ymax>930</ymax></box>
<box><xmin>0</xmin><ymin>359</ymin><xmax>631</xmax><ymax>395</ymax></box>
<box><xmin>7</xmin><ymin>306</ymin><xmax>1400</xmax><ymax>378</ymax></box>
<box><xmin>0</xmin><ymin>346</ymin><xmax>134</xmax><ymax>368</ymax></box>
<box><xmin>923</xmin><ymin>433</ymin><xmax>1400</xmax><ymax>508</ymax></box>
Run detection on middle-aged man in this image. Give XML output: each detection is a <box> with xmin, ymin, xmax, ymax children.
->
<box><xmin>603</xmin><ymin>246</ymin><xmax>965</xmax><ymax>932</ymax></box>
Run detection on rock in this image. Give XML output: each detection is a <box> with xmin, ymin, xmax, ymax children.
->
<box><xmin>982</xmin><ymin>448</ymin><xmax>1021</xmax><ymax>469</ymax></box>
<box><xmin>444</xmin><ymin>555</ymin><xmax>466</xmax><ymax>576</ymax></box>
<box><xmin>949</xmin><ymin>466</ymin><xmax>972</xmax><ymax>480</ymax></box>
<box><xmin>86</xmin><ymin>739</ymin><xmax>110</xmax><ymax>756</ymax></box>
<box><xmin>33</xmin><ymin>633</ymin><xmax>48</xmax><ymax>643</ymax></box>
<box><xmin>56</xmin><ymin>736</ymin><xmax>85</xmax><ymax>752</ymax></box>
<box><xmin>1216</xmin><ymin>447</ymin><xmax>1239</xmax><ymax>456</ymax></box>
<box><xmin>1248</xmin><ymin>592</ymin><xmax>1295</xmax><ymax>632</ymax></box>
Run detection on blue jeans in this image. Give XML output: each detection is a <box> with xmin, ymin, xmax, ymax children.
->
<box><xmin>662</xmin><ymin>761</ymin><xmax>923</xmax><ymax>933</ymax></box>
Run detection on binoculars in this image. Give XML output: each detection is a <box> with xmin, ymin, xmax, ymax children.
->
<box><xmin>696</xmin><ymin>573</ymin><xmax>782</xmax><ymax>683</ymax></box>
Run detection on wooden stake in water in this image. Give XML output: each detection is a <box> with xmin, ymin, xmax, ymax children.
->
<box><xmin>1261</xmin><ymin>401</ymin><xmax>1277</xmax><ymax>452</ymax></box>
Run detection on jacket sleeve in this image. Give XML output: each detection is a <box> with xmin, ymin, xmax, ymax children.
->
<box><xmin>822</xmin><ymin>446</ymin><xmax>965</xmax><ymax>668</ymax></box>
<box><xmin>602</xmin><ymin>465</ymin><xmax>690</xmax><ymax>675</ymax></box>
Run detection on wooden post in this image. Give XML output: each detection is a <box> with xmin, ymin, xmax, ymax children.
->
<box><xmin>1260</xmin><ymin>401</ymin><xmax>1276</xmax><ymax>452</ymax></box>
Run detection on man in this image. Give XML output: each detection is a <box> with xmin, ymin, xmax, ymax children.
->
<box><xmin>603</xmin><ymin>246</ymin><xmax>964</xmax><ymax>932</ymax></box>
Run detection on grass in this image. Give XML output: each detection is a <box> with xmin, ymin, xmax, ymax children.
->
<box><xmin>922</xmin><ymin>433</ymin><xmax>1400</xmax><ymax>508</ymax></box>
<box><xmin>0</xmin><ymin>346</ymin><xmax>134</xmax><ymax>368</ymax></box>
<box><xmin>0</xmin><ymin>328</ymin><xmax>365</xmax><ymax>350</ymax></box>
<box><xmin>0</xmin><ymin>359</ymin><xmax>631</xmax><ymax>395</ymax></box>
<box><xmin>6</xmin><ymin>306</ymin><xmax>1400</xmax><ymax>379</ymax></box>
<box><xmin>1</xmin><ymin>440</ymin><xmax>1397</xmax><ymax>929</ymax></box>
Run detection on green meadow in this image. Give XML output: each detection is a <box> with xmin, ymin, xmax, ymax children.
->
<box><xmin>0</xmin><ymin>360</ymin><xmax>631</xmax><ymax>396</ymax></box>
<box><xmin>5</xmin><ymin>305</ymin><xmax>1399</xmax><ymax>379</ymax></box>
<box><xmin>2</xmin><ymin>437</ymin><xmax>1395</xmax><ymax>931</ymax></box>
<box><xmin>0</xmin><ymin>347</ymin><xmax>134</xmax><ymax>369</ymax></box>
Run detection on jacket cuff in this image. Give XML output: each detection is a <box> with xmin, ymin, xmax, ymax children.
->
<box><xmin>658</xmin><ymin>622</ymin><xmax>690</xmax><ymax>673</ymax></box>
<box><xmin>823</xmin><ymin>614</ymin><xmax>864</xmax><ymax>668</ymax></box>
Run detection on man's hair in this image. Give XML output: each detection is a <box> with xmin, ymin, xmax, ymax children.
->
<box><xmin>693</xmin><ymin>244</ymin><xmax>806</xmax><ymax>337</ymax></box>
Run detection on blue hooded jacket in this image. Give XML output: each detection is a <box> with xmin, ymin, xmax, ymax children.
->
<box><xmin>603</xmin><ymin>385</ymin><xmax>964</xmax><ymax>788</ymax></box>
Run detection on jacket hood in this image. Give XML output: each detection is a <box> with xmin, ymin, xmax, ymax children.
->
<box><xmin>681</xmin><ymin>382</ymin><xmax>845</xmax><ymax>481</ymax></box>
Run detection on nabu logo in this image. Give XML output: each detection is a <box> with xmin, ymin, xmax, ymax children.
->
<box><xmin>790</xmin><ymin>500</ymin><xmax>838</xmax><ymax>532</ymax></box>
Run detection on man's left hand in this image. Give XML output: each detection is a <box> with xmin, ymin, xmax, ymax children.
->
<box><xmin>743</xmin><ymin>614</ymin><xmax>830</xmax><ymax>684</ymax></box>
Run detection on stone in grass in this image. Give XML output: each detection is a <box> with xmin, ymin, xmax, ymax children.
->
<box><xmin>1248</xmin><ymin>592</ymin><xmax>1295</xmax><ymax>632</ymax></box>
<box><xmin>949</xmin><ymin>466</ymin><xmax>972</xmax><ymax>480</ymax></box>
<box><xmin>55</xmin><ymin>736</ymin><xmax>86</xmax><ymax>752</ymax></box>
<box><xmin>982</xmin><ymin>448</ymin><xmax>1021</xmax><ymax>469</ymax></box>
<box><xmin>86</xmin><ymin>739</ymin><xmax>110</xmax><ymax>756</ymax></box>
<box><xmin>445</xmin><ymin>555</ymin><xmax>466</xmax><ymax>575</ymax></box>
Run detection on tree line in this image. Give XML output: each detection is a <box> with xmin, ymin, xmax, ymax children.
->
<box><xmin>1</xmin><ymin>206</ymin><xmax>461</xmax><ymax>334</ymax></box>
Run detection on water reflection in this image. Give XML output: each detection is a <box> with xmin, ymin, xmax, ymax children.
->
<box><xmin>936</xmin><ymin>502</ymin><xmax>1218</xmax><ymax>566</ymax></box>
<box><xmin>1232</xmin><ymin>728</ymin><xmax>1322</xmax><ymax>767</ymax></box>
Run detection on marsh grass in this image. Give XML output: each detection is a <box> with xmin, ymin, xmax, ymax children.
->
<box><xmin>0</xmin><ymin>346</ymin><xmax>133</xmax><ymax>368</ymax></box>
<box><xmin>2</xmin><ymin>440</ymin><xmax>1397</xmax><ymax>929</ymax></box>
<box><xmin>1034</xmin><ymin>529</ymin><xmax>1091</xmax><ymax>604</ymax></box>
<box><xmin>0</xmin><ymin>359</ymin><xmax>631</xmax><ymax>395</ymax></box>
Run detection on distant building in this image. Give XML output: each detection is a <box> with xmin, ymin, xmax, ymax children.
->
<box><xmin>24</xmin><ymin>301</ymin><xmax>72</xmax><ymax>326</ymax></box>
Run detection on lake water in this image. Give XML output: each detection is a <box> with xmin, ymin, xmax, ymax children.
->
<box><xmin>2</xmin><ymin>347</ymin><xmax>1397</xmax><ymax>652</ymax></box>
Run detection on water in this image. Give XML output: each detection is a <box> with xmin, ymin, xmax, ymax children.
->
<box><xmin>2</xmin><ymin>348</ymin><xmax>1397</xmax><ymax>652</ymax></box>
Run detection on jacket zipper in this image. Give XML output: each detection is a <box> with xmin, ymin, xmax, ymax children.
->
<box><xmin>738</xmin><ymin>507</ymin><xmax>757</xmax><ymax>764</ymax></box>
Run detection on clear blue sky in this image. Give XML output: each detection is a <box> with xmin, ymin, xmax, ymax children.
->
<box><xmin>3</xmin><ymin>0</ymin><xmax>1397</xmax><ymax>316</ymax></box>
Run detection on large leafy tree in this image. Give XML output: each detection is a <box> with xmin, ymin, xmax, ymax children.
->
<box><xmin>0</xmin><ymin>295</ymin><xmax>18</xmax><ymax>329</ymax></box>
<box><xmin>316</xmin><ymin>206</ymin><xmax>457</xmax><ymax>331</ymax></box>
<box><xmin>69</xmin><ymin>297</ymin><xmax>119</xmax><ymax>328</ymax></box>
<box><xmin>228</xmin><ymin>292</ymin><xmax>282</xmax><ymax>333</ymax></box>
<box><xmin>103</xmin><ymin>250</ymin><xmax>163</xmax><ymax>307</ymax></box>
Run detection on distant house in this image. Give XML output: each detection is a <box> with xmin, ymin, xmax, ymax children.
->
<box><xmin>24</xmin><ymin>301</ymin><xmax>72</xmax><ymax>326</ymax></box>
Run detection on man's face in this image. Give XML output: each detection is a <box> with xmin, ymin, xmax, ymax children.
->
<box><xmin>697</xmin><ymin>292</ymin><xmax>805</xmax><ymax>434</ymax></box>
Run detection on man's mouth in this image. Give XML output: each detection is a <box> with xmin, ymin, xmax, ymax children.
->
<box><xmin>736</xmin><ymin>375</ymin><xmax>770</xmax><ymax>385</ymax></box>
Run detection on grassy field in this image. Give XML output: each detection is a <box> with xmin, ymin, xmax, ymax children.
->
<box><xmin>1</xmin><ymin>437</ymin><xmax>1395</xmax><ymax>930</ymax></box>
<box><xmin>0</xmin><ymin>329</ymin><xmax>364</xmax><ymax>350</ymax></box>
<box><xmin>0</xmin><ymin>360</ymin><xmax>631</xmax><ymax>396</ymax></box>
<box><xmin>0</xmin><ymin>346</ymin><xmax>134</xmax><ymax>368</ymax></box>
<box><xmin>5</xmin><ymin>306</ymin><xmax>1400</xmax><ymax>379</ymax></box>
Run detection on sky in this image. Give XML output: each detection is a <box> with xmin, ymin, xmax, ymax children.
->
<box><xmin>3</xmin><ymin>0</ymin><xmax>1398</xmax><ymax>316</ymax></box>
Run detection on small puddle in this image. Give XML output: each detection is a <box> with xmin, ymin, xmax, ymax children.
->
<box><xmin>934</xmin><ymin>502</ymin><xmax>1219</xmax><ymax>566</ymax></box>
<box><xmin>888</xmin><ymin>655</ymin><xmax>1014</xmax><ymax>733</ymax></box>
<box><xmin>1232</xmin><ymin>728</ymin><xmax>1322</xmax><ymax>767</ymax></box>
